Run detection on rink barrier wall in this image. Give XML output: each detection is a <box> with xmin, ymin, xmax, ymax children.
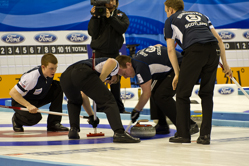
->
<box><xmin>1</xmin><ymin>84</ymin><xmax>249</xmax><ymax>127</ymax></box>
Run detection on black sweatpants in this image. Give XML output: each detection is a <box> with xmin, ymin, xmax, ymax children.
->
<box><xmin>60</xmin><ymin>63</ymin><xmax>124</xmax><ymax>132</ymax></box>
<box><xmin>12</xmin><ymin>80</ymin><xmax>63</xmax><ymax>127</ymax></box>
<box><xmin>176</xmin><ymin>42</ymin><xmax>220</xmax><ymax>139</ymax></box>
<box><xmin>150</xmin><ymin>70</ymin><xmax>196</xmax><ymax>126</ymax></box>
<box><xmin>95</xmin><ymin>51</ymin><xmax>125</xmax><ymax>112</ymax></box>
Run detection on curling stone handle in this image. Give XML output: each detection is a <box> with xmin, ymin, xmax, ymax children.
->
<box><xmin>137</xmin><ymin>119</ymin><xmax>149</xmax><ymax>123</ymax></box>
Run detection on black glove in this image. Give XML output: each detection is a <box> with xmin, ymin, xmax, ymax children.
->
<box><xmin>88</xmin><ymin>115</ymin><xmax>100</xmax><ymax>128</ymax></box>
<box><xmin>131</xmin><ymin>109</ymin><xmax>140</xmax><ymax>123</ymax></box>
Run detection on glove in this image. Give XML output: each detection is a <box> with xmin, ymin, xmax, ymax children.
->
<box><xmin>88</xmin><ymin>115</ymin><xmax>100</xmax><ymax>128</ymax></box>
<box><xmin>131</xmin><ymin>109</ymin><xmax>140</xmax><ymax>123</ymax></box>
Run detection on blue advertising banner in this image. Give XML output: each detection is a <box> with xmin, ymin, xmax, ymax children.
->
<box><xmin>1</xmin><ymin>0</ymin><xmax>249</xmax><ymax>89</ymax></box>
<box><xmin>1</xmin><ymin>0</ymin><xmax>248</xmax><ymax>31</ymax></box>
<box><xmin>1</xmin><ymin>0</ymin><xmax>249</xmax><ymax>55</ymax></box>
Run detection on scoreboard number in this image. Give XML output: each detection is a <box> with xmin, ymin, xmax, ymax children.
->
<box><xmin>0</xmin><ymin>45</ymin><xmax>87</xmax><ymax>56</ymax></box>
<box><xmin>224</xmin><ymin>42</ymin><xmax>249</xmax><ymax>50</ymax></box>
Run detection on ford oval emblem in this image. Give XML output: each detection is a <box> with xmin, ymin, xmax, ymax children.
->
<box><xmin>1</xmin><ymin>33</ymin><xmax>25</xmax><ymax>43</ymax></box>
<box><xmin>66</xmin><ymin>33</ymin><xmax>88</xmax><ymax>42</ymax></box>
<box><xmin>218</xmin><ymin>87</ymin><xmax>234</xmax><ymax>95</ymax></box>
<box><xmin>243</xmin><ymin>31</ymin><xmax>249</xmax><ymax>39</ymax></box>
<box><xmin>120</xmin><ymin>91</ymin><xmax>135</xmax><ymax>100</ymax></box>
<box><xmin>34</xmin><ymin>33</ymin><xmax>57</xmax><ymax>43</ymax></box>
<box><xmin>218</xmin><ymin>31</ymin><xmax>235</xmax><ymax>40</ymax></box>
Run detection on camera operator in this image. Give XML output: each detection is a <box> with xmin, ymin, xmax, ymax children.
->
<box><xmin>88</xmin><ymin>0</ymin><xmax>130</xmax><ymax>114</ymax></box>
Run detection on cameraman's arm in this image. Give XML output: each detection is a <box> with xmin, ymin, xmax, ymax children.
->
<box><xmin>107</xmin><ymin>11</ymin><xmax>129</xmax><ymax>34</ymax></box>
<box><xmin>88</xmin><ymin>7</ymin><xmax>101</xmax><ymax>39</ymax></box>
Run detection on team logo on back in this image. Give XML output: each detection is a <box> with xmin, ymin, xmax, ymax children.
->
<box><xmin>185</xmin><ymin>15</ymin><xmax>201</xmax><ymax>22</ymax></box>
<box><xmin>185</xmin><ymin>15</ymin><xmax>207</xmax><ymax>28</ymax></box>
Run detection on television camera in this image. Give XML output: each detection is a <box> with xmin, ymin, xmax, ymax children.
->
<box><xmin>91</xmin><ymin>0</ymin><xmax>110</xmax><ymax>17</ymax></box>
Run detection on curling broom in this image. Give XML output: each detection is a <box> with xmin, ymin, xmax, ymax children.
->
<box><xmin>87</xmin><ymin>50</ymin><xmax>104</xmax><ymax>137</ymax></box>
<box><xmin>219</xmin><ymin>62</ymin><xmax>249</xmax><ymax>100</ymax></box>
<box><xmin>0</xmin><ymin>105</ymin><xmax>90</xmax><ymax>119</ymax></box>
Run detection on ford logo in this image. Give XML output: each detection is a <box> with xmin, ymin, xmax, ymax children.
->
<box><xmin>243</xmin><ymin>31</ymin><xmax>249</xmax><ymax>39</ymax></box>
<box><xmin>218</xmin><ymin>87</ymin><xmax>234</xmax><ymax>95</ymax></box>
<box><xmin>34</xmin><ymin>33</ymin><xmax>57</xmax><ymax>43</ymax></box>
<box><xmin>66</xmin><ymin>33</ymin><xmax>88</xmax><ymax>42</ymax></box>
<box><xmin>195</xmin><ymin>89</ymin><xmax>199</xmax><ymax>95</ymax></box>
<box><xmin>1</xmin><ymin>33</ymin><xmax>25</xmax><ymax>43</ymax></box>
<box><xmin>120</xmin><ymin>91</ymin><xmax>135</xmax><ymax>100</ymax></box>
<box><xmin>218</xmin><ymin>31</ymin><xmax>235</xmax><ymax>40</ymax></box>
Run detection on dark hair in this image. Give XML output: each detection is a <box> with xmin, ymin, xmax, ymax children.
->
<box><xmin>164</xmin><ymin>0</ymin><xmax>184</xmax><ymax>11</ymax></box>
<box><xmin>41</xmin><ymin>53</ymin><xmax>58</xmax><ymax>67</ymax></box>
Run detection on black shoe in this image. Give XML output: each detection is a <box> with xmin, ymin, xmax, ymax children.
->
<box><xmin>190</xmin><ymin>123</ymin><xmax>199</xmax><ymax>135</ymax></box>
<box><xmin>12</xmin><ymin>116</ymin><xmax>24</xmax><ymax>132</ymax></box>
<box><xmin>169</xmin><ymin>136</ymin><xmax>191</xmax><ymax>143</ymax></box>
<box><xmin>155</xmin><ymin>124</ymin><xmax>170</xmax><ymax>134</ymax></box>
<box><xmin>174</xmin><ymin>123</ymin><xmax>199</xmax><ymax>137</ymax></box>
<box><xmin>47</xmin><ymin>123</ymin><xmax>69</xmax><ymax>132</ymax></box>
<box><xmin>121</xmin><ymin>110</ymin><xmax>131</xmax><ymax>114</ymax></box>
<box><xmin>113</xmin><ymin>132</ymin><xmax>140</xmax><ymax>143</ymax></box>
<box><xmin>68</xmin><ymin>127</ymin><xmax>80</xmax><ymax>139</ymax></box>
<box><xmin>197</xmin><ymin>134</ymin><xmax>210</xmax><ymax>145</ymax></box>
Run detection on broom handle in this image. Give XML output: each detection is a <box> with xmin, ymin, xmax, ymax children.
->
<box><xmin>0</xmin><ymin>105</ymin><xmax>89</xmax><ymax>119</ymax></box>
<box><xmin>92</xmin><ymin>50</ymin><xmax>98</xmax><ymax>133</ymax></box>
<box><xmin>92</xmin><ymin>50</ymin><xmax>97</xmax><ymax>121</ymax></box>
<box><xmin>219</xmin><ymin>62</ymin><xmax>249</xmax><ymax>100</ymax></box>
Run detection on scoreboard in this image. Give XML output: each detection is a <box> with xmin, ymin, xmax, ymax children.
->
<box><xmin>0</xmin><ymin>45</ymin><xmax>87</xmax><ymax>55</ymax></box>
<box><xmin>224</xmin><ymin>42</ymin><xmax>249</xmax><ymax>50</ymax></box>
<box><xmin>216</xmin><ymin>29</ymin><xmax>249</xmax><ymax>87</ymax></box>
<box><xmin>0</xmin><ymin>31</ymin><xmax>90</xmax><ymax>57</ymax></box>
<box><xmin>0</xmin><ymin>31</ymin><xmax>129</xmax><ymax>98</ymax></box>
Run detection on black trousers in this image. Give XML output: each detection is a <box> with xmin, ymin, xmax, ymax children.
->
<box><xmin>12</xmin><ymin>80</ymin><xmax>63</xmax><ymax>127</ymax></box>
<box><xmin>95</xmin><ymin>51</ymin><xmax>125</xmax><ymax>112</ymax></box>
<box><xmin>60</xmin><ymin>64</ymin><xmax>123</xmax><ymax>132</ymax></box>
<box><xmin>150</xmin><ymin>70</ymin><xmax>196</xmax><ymax>126</ymax></box>
<box><xmin>176</xmin><ymin>42</ymin><xmax>220</xmax><ymax>138</ymax></box>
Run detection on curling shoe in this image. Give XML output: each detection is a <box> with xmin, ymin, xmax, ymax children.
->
<box><xmin>47</xmin><ymin>123</ymin><xmax>69</xmax><ymax>132</ymax></box>
<box><xmin>197</xmin><ymin>134</ymin><xmax>210</xmax><ymax>145</ymax></box>
<box><xmin>174</xmin><ymin>123</ymin><xmax>199</xmax><ymax>137</ymax></box>
<box><xmin>169</xmin><ymin>136</ymin><xmax>191</xmax><ymax>143</ymax></box>
<box><xmin>155</xmin><ymin>124</ymin><xmax>170</xmax><ymax>134</ymax></box>
<box><xmin>12</xmin><ymin>116</ymin><xmax>24</xmax><ymax>132</ymax></box>
<box><xmin>190</xmin><ymin>123</ymin><xmax>199</xmax><ymax>135</ymax></box>
<box><xmin>113</xmin><ymin>132</ymin><xmax>140</xmax><ymax>143</ymax></box>
<box><xmin>68</xmin><ymin>127</ymin><xmax>80</xmax><ymax>139</ymax></box>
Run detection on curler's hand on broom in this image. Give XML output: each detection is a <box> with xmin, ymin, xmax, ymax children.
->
<box><xmin>219</xmin><ymin>62</ymin><xmax>233</xmax><ymax>78</ymax></box>
<box><xmin>88</xmin><ymin>115</ymin><xmax>100</xmax><ymax>128</ymax></box>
